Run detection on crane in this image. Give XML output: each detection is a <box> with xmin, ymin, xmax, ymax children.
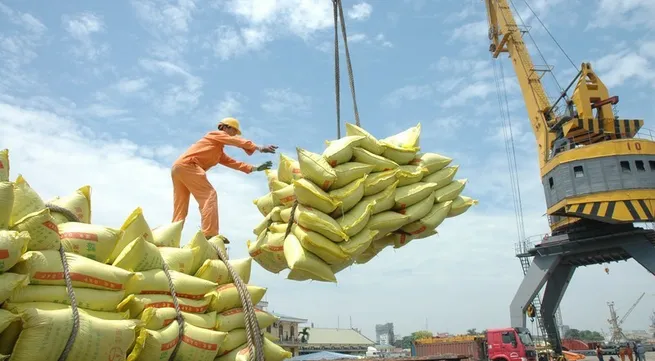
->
<box><xmin>607</xmin><ymin>292</ymin><xmax>648</xmax><ymax>344</ymax></box>
<box><xmin>482</xmin><ymin>0</ymin><xmax>655</xmax><ymax>356</ymax></box>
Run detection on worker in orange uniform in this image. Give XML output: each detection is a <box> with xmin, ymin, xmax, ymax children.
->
<box><xmin>171</xmin><ymin>117</ymin><xmax>278</xmax><ymax>241</ymax></box>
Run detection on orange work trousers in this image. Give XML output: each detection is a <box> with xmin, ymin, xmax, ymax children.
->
<box><xmin>171</xmin><ymin>162</ymin><xmax>219</xmax><ymax>237</ymax></box>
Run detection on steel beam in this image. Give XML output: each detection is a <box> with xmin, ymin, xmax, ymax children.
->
<box><xmin>510</xmin><ymin>255</ymin><xmax>561</xmax><ymax>328</ymax></box>
<box><xmin>623</xmin><ymin>238</ymin><xmax>655</xmax><ymax>275</ymax></box>
<box><xmin>540</xmin><ymin>264</ymin><xmax>575</xmax><ymax>354</ymax></box>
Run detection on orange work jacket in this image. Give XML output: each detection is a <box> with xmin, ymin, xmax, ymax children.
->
<box><xmin>174</xmin><ymin>131</ymin><xmax>258</xmax><ymax>173</ymax></box>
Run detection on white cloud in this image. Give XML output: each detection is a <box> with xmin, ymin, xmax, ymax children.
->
<box><xmin>347</xmin><ymin>2</ymin><xmax>372</xmax><ymax>21</ymax></box>
<box><xmin>139</xmin><ymin>58</ymin><xmax>203</xmax><ymax>115</ymax></box>
<box><xmin>208</xmin><ymin>25</ymin><xmax>271</xmax><ymax>61</ymax></box>
<box><xmin>383</xmin><ymin>85</ymin><xmax>432</xmax><ymax>108</ymax></box>
<box><xmin>345</xmin><ymin>33</ymin><xmax>392</xmax><ymax>48</ymax></box>
<box><xmin>595</xmin><ymin>46</ymin><xmax>655</xmax><ymax>89</ymax></box>
<box><xmin>432</xmin><ymin>56</ymin><xmax>493</xmax><ymax>80</ymax></box>
<box><xmin>590</xmin><ymin>0</ymin><xmax>655</xmax><ymax>30</ymax></box>
<box><xmin>261</xmin><ymin>88</ymin><xmax>311</xmax><ymax>115</ymax></box>
<box><xmin>216</xmin><ymin>91</ymin><xmax>247</xmax><ymax>119</ymax></box>
<box><xmin>113</xmin><ymin>78</ymin><xmax>149</xmax><ymax>94</ymax></box>
<box><xmin>450</xmin><ymin>20</ymin><xmax>487</xmax><ymax>43</ymax></box>
<box><xmin>131</xmin><ymin>0</ymin><xmax>197</xmax><ymax>60</ymax></box>
<box><xmin>62</xmin><ymin>12</ymin><xmax>109</xmax><ymax>61</ymax></box>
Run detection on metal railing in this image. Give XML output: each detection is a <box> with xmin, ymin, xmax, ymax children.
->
<box><xmin>549</xmin><ymin>128</ymin><xmax>655</xmax><ymax>160</ymax></box>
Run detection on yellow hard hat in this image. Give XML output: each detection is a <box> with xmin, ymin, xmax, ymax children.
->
<box><xmin>218</xmin><ymin>117</ymin><xmax>242</xmax><ymax>135</ymax></box>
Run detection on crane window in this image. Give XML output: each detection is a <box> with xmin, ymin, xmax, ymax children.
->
<box><xmin>620</xmin><ymin>161</ymin><xmax>631</xmax><ymax>173</ymax></box>
<box><xmin>573</xmin><ymin>165</ymin><xmax>584</xmax><ymax>178</ymax></box>
<box><xmin>548</xmin><ymin>177</ymin><xmax>554</xmax><ymax>189</ymax></box>
<box><xmin>649</xmin><ymin>160</ymin><xmax>655</xmax><ymax>171</ymax></box>
<box><xmin>635</xmin><ymin>160</ymin><xmax>645</xmax><ymax>172</ymax></box>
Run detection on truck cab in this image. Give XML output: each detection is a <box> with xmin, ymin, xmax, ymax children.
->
<box><xmin>485</xmin><ymin>327</ymin><xmax>537</xmax><ymax>361</ymax></box>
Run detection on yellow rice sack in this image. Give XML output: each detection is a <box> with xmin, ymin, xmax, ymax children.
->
<box><xmin>4</xmin><ymin>301</ymin><xmax>128</xmax><ymax>320</ymax></box>
<box><xmin>380</xmin><ymin>123</ymin><xmax>421</xmax><ymax>150</ymax></box>
<box><xmin>58</xmin><ymin>222</ymin><xmax>123</xmax><ymax>263</ymax></box>
<box><xmin>297</xmin><ymin>148</ymin><xmax>337</xmax><ymax>190</ymax></box>
<box><xmin>271</xmin><ymin>183</ymin><xmax>296</xmax><ymax>207</ymax></box>
<box><xmin>248</xmin><ymin>231</ymin><xmax>286</xmax><ymax>274</ymax></box>
<box><xmin>108</xmin><ymin>207</ymin><xmax>153</xmax><ymax>262</ymax></box>
<box><xmin>0</xmin><ymin>181</ymin><xmax>13</xmax><ymax>230</ymax></box>
<box><xmin>0</xmin><ymin>230</ymin><xmax>29</xmax><ymax>272</ymax></box>
<box><xmin>11</xmin><ymin>307</ymin><xmax>138</xmax><ymax>361</ymax></box>
<box><xmin>448</xmin><ymin>195</ymin><xmax>478</xmax><ymax>217</ymax></box>
<box><xmin>331</xmin><ymin>259</ymin><xmax>355</xmax><ymax>274</ymax></box>
<box><xmin>352</xmin><ymin>147</ymin><xmax>399</xmax><ymax>172</ymax></box>
<box><xmin>281</xmin><ymin>205</ymin><xmax>348</xmax><ymax>242</ymax></box>
<box><xmin>286</xmin><ymin>268</ymin><xmax>313</xmax><ymax>281</ymax></box>
<box><xmin>118</xmin><ymin>293</ymin><xmax>211</xmax><ymax>318</ymax></box>
<box><xmin>194</xmin><ymin>257</ymin><xmax>252</xmax><ymax>285</ymax></box>
<box><xmin>185</xmin><ymin>232</ymin><xmax>228</xmax><ymax>273</ymax></box>
<box><xmin>367</xmin><ymin>211</ymin><xmax>410</xmax><ymax>236</ymax></box>
<box><xmin>10</xmin><ymin>208</ymin><xmax>60</xmax><ymax>251</ymax></box>
<box><xmin>215</xmin><ymin>308</ymin><xmax>278</xmax><ymax>332</ymax></box>
<box><xmin>434</xmin><ymin>179</ymin><xmax>467</xmax><ymax>202</ymax></box>
<box><xmin>401</xmin><ymin>201</ymin><xmax>453</xmax><ymax>235</ymax></box>
<box><xmin>379</xmin><ymin>229</ymin><xmax>438</xmax><ymax>250</ymax></box>
<box><xmin>253</xmin><ymin>211</ymin><xmax>274</xmax><ymax>236</ymax></box>
<box><xmin>265</xmin><ymin>169</ymin><xmax>287</xmax><ymax>191</ymax></box>
<box><xmin>0</xmin><ymin>308</ymin><xmax>20</xmax><ymax>349</ymax></box>
<box><xmin>339</xmin><ymin>228</ymin><xmax>378</xmax><ymax>257</ymax></box>
<box><xmin>129</xmin><ymin>321</ymin><xmax>226</xmax><ymax>361</ymax></box>
<box><xmin>253</xmin><ymin>192</ymin><xmax>277</xmax><ymax>216</ymax></box>
<box><xmin>329</xmin><ymin>176</ymin><xmax>366</xmax><ymax>215</ymax></box>
<box><xmin>323</xmin><ymin>135</ymin><xmax>365</xmax><ymax>167</ymax></box>
<box><xmin>294</xmin><ymin>178</ymin><xmax>341</xmax><ymax>214</ymax></box>
<box><xmin>112</xmin><ymin>236</ymin><xmax>165</xmax><ymax>272</ymax></box>
<box><xmin>47</xmin><ymin>185</ymin><xmax>92</xmax><ymax>224</ymax></box>
<box><xmin>0</xmin><ymin>272</ymin><xmax>29</xmax><ymax>304</ymax></box>
<box><xmin>278</xmin><ymin>153</ymin><xmax>302</xmax><ymax>184</ymax></box>
<box><xmin>354</xmin><ymin>237</ymin><xmax>394</xmax><ymax>264</ymax></box>
<box><xmin>381</xmin><ymin>144</ymin><xmax>418</xmax><ymax>165</ymax></box>
<box><xmin>360</xmin><ymin>180</ymin><xmax>398</xmax><ymax>215</ymax></box>
<box><xmin>410</xmin><ymin>152</ymin><xmax>452</xmax><ymax>174</ymax></box>
<box><xmin>397</xmin><ymin>165</ymin><xmax>427</xmax><ymax>186</ymax></box>
<box><xmin>160</xmin><ymin>246</ymin><xmax>200</xmax><ymax>274</ymax></box>
<box><xmin>284</xmin><ymin>233</ymin><xmax>336</xmax><ymax>282</ymax></box>
<box><xmin>125</xmin><ymin>269</ymin><xmax>217</xmax><ymax>300</ymax></box>
<box><xmin>208</xmin><ymin>283</ymin><xmax>267</xmax><ymax>313</ymax></box>
<box><xmin>338</xmin><ymin>201</ymin><xmax>375</xmax><ymax>237</ymax></box>
<box><xmin>423</xmin><ymin>165</ymin><xmax>459</xmax><ymax>189</ymax></box>
<box><xmin>232</xmin><ymin>338</ymin><xmax>292</xmax><ymax>361</ymax></box>
<box><xmin>292</xmin><ymin>224</ymin><xmax>349</xmax><ymax>264</ymax></box>
<box><xmin>398</xmin><ymin>192</ymin><xmax>435</xmax><ymax>223</ymax></box>
<box><xmin>10</xmin><ymin>175</ymin><xmax>45</xmax><ymax>227</ymax></box>
<box><xmin>151</xmin><ymin>220</ymin><xmax>183</xmax><ymax>247</ymax></box>
<box><xmin>345</xmin><ymin>123</ymin><xmax>385</xmax><ymax>155</ymax></box>
<box><xmin>269</xmin><ymin>206</ymin><xmax>286</xmax><ymax>223</ymax></box>
<box><xmin>331</xmin><ymin>162</ymin><xmax>375</xmax><ymax>190</ymax></box>
<box><xmin>0</xmin><ymin>149</ymin><xmax>8</xmax><ymax>182</ymax></box>
<box><xmin>364</xmin><ymin>169</ymin><xmax>399</xmax><ymax>196</ymax></box>
<box><xmin>394</xmin><ymin>182</ymin><xmax>439</xmax><ymax>210</ymax></box>
<box><xmin>218</xmin><ymin>329</ymin><xmax>251</xmax><ymax>356</ymax></box>
<box><xmin>13</xmin><ymin>250</ymin><xmax>135</xmax><ymax>291</ymax></box>
<box><xmin>9</xmin><ymin>285</ymin><xmax>125</xmax><ymax>312</ymax></box>
<box><xmin>140</xmin><ymin>307</ymin><xmax>216</xmax><ymax>330</ymax></box>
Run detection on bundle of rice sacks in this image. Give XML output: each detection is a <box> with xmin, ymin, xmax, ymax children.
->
<box><xmin>0</xmin><ymin>148</ymin><xmax>290</xmax><ymax>361</ymax></box>
<box><xmin>249</xmin><ymin>123</ymin><xmax>478</xmax><ymax>282</ymax></box>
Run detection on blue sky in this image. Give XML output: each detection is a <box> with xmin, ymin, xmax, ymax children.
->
<box><xmin>1</xmin><ymin>0</ymin><xmax>654</xmax><ymax>340</ymax></box>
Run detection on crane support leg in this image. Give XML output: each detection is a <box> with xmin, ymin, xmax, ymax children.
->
<box><xmin>510</xmin><ymin>255</ymin><xmax>561</xmax><ymax>328</ymax></box>
<box><xmin>540</xmin><ymin>264</ymin><xmax>575</xmax><ymax>355</ymax></box>
<box><xmin>623</xmin><ymin>239</ymin><xmax>655</xmax><ymax>275</ymax></box>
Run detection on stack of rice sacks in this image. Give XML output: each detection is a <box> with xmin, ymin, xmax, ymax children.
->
<box><xmin>0</xmin><ymin>149</ymin><xmax>291</xmax><ymax>361</ymax></box>
<box><xmin>250</xmin><ymin>123</ymin><xmax>478</xmax><ymax>282</ymax></box>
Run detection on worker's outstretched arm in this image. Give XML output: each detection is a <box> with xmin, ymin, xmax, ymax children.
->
<box><xmin>207</xmin><ymin>131</ymin><xmax>277</xmax><ymax>156</ymax></box>
<box><xmin>218</xmin><ymin>153</ymin><xmax>254</xmax><ymax>174</ymax></box>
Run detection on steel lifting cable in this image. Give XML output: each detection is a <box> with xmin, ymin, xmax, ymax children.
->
<box><xmin>332</xmin><ymin>0</ymin><xmax>361</xmax><ymax>139</ymax></box>
<box><xmin>210</xmin><ymin>240</ymin><xmax>265</xmax><ymax>361</ymax></box>
<box><xmin>46</xmin><ymin>204</ymin><xmax>81</xmax><ymax>361</ymax></box>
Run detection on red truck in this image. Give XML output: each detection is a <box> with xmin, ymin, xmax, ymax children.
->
<box><xmin>412</xmin><ymin>328</ymin><xmax>538</xmax><ymax>361</ymax></box>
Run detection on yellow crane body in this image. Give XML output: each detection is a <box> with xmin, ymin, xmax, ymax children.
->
<box><xmin>484</xmin><ymin>0</ymin><xmax>655</xmax><ymax>234</ymax></box>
